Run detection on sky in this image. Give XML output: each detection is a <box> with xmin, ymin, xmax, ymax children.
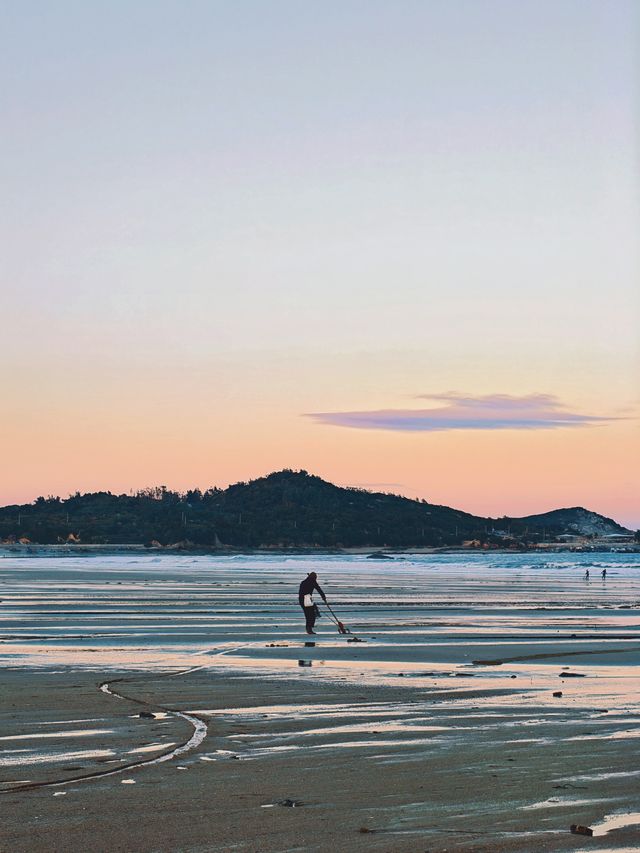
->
<box><xmin>1</xmin><ymin>1</ymin><xmax>639</xmax><ymax>527</ymax></box>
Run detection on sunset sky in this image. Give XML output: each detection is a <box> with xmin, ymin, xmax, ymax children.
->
<box><xmin>2</xmin><ymin>1</ymin><xmax>639</xmax><ymax>527</ymax></box>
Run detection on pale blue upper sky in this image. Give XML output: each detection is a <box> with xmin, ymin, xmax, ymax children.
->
<box><xmin>2</xmin><ymin>1</ymin><xmax>637</xmax><ymax>363</ymax></box>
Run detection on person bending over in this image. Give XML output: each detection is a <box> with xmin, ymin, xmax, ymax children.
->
<box><xmin>298</xmin><ymin>571</ymin><xmax>327</xmax><ymax>634</ymax></box>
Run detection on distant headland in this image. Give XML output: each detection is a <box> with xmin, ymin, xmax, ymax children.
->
<box><xmin>0</xmin><ymin>470</ymin><xmax>637</xmax><ymax>554</ymax></box>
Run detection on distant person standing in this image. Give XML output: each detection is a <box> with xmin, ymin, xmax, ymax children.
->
<box><xmin>298</xmin><ymin>571</ymin><xmax>327</xmax><ymax>634</ymax></box>
<box><xmin>585</xmin><ymin>569</ymin><xmax>590</xmax><ymax>580</ymax></box>
<box><xmin>601</xmin><ymin>568</ymin><xmax>607</xmax><ymax>580</ymax></box>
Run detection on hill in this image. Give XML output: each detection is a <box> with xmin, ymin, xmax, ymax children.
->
<box><xmin>0</xmin><ymin>470</ymin><xmax>632</xmax><ymax>549</ymax></box>
<box><xmin>516</xmin><ymin>507</ymin><xmax>628</xmax><ymax>538</ymax></box>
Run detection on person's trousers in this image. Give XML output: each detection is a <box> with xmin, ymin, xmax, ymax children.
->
<box><xmin>302</xmin><ymin>605</ymin><xmax>316</xmax><ymax>633</ymax></box>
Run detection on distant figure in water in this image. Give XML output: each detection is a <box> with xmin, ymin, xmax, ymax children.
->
<box><xmin>585</xmin><ymin>569</ymin><xmax>590</xmax><ymax>580</ymax></box>
<box><xmin>601</xmin><ymin>568</ymin><xmax>607</xmax><ymax>579</ymax></box>
<box><xmin>298</xmin><ymin>572</ymin><xmax>327</xmax><ymax>634</ymax></box>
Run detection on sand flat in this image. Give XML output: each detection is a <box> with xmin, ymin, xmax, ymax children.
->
<box><xmin>1</xmin><ymin>552</ymin><xmax>639</xmax><ymax>851</ymax></box>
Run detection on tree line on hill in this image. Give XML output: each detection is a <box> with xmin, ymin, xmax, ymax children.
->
<box><xmin>0</xmin><ymin>470</ymin><xmax>633</xmax><ymax>549</ymax></box>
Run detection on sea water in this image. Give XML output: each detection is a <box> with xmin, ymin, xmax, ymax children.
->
<box><xmin>0</xmin><ymin>552</ymin><xmax>638</xmax><ymax>693</ymax></box>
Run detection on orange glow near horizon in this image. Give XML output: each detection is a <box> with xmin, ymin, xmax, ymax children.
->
<box><xmin>3</xmin><ymin>386</ymin><xmax>638</xmax><ymax>528</ymax></box>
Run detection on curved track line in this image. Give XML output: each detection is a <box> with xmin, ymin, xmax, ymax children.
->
<box><xmin>2</xmin><ymin>682</ymin><xmax>207</xmax><ymax>793</ymax></box>
<box><xmin>1</xmin><ymin>642</ymin><xmax>256</xmax><ymax>793</ymax></box>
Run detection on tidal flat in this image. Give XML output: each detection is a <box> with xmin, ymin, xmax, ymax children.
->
<box><xmin>1</xmin><ymin>553</ymin><xmax>639</xmax><ymax>852</ymax></box>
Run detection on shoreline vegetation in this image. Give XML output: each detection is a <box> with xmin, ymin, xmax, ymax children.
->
<box><xmin>1</xmin><ymin>470</ymin><xmax>636</xmax><ymax>553</ymax></box>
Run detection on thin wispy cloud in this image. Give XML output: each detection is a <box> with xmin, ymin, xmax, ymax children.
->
<box><xmin>306</xmin><ymin>393</ymin><xmax>619</xmax><ymax>433</ymax></box>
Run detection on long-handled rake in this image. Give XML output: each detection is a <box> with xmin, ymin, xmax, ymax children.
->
<box><xmin>323</xmin><ymin>600</ymin><xmax>351</xmax><ymax>635</ymax></box>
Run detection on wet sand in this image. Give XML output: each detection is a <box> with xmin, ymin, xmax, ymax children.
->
<box><xmin>2</xmin><ymin>667</ymin><xmax>640</xmax><ymax>852</ymax></box>
<box><xmin>1</xmin><ymin>553</ymin><xmax>639</xmax><ymax>851</ymax></box>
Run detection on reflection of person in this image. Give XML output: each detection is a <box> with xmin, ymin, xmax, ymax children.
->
<box><xmin>298</xmin><ymin>572</ymin><xmax>327</xmax><ymax>635</ymax></box>
<box><xmin>601</xmin><ymin>568</ymin><xmax>607</xmax><ymax>579</ymax></box>
<box><xmin>585</xmin><ymin>569</ymin><xmax>590</xmax><ymax>580</ymax></box>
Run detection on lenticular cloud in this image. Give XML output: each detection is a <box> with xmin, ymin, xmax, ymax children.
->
<box><xmin>306</xmin><ymin>393</ymin><xmax>616</xmax><ymax>432</ymax></box>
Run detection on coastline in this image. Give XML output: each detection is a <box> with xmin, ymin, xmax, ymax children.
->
<box><xmin>2</xmin><ymin>543</ymin><xmax>638</xmax><ymax>558</ymax></box>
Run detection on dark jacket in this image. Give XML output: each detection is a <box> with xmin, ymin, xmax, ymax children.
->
<box><xmin>299</xmin><ymin>576</ymin><xmax>326</xmax><ymax>606</ymax></box>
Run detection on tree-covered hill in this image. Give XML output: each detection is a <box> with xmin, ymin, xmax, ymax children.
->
<box><xmin>517</xmin><ymin>507</ymin><xmax>628</xmax><ymax>538</ymax></box>
<box><xmin>0</xmin><ymin>470</ymin><xmax>630</xmax><ymax>549</ymax></box>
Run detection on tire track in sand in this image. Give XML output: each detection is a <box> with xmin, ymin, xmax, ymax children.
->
<box><xmin>1</xmin><ymin>643</ymin><xmax>253</xmax><ymax>792</ymax></box>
